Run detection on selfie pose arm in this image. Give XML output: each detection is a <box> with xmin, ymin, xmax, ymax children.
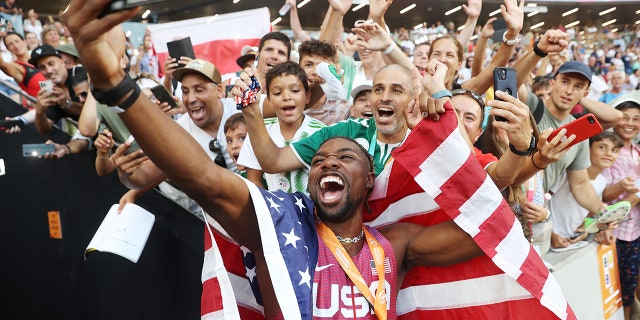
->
<box><xmin>62</xmin><ymin>1</ymin><xmax>264</xmax><ymax>253</ymax></box>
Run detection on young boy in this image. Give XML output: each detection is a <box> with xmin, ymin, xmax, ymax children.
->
<box><xmin>550</xmin><ymin>131</ymin><xmax>624</xmax><ymax>248</ymax></box>
<box><xmin>297</xmin><ymin>39</ymin><xmax>350</xmax><ymax>125</ymax></box>
<box><xmin>237</xmin><ymin>61</ymin><xmax>325</xmax><ymax>193</ymax></box>
<box><xmin>223</xmin><ymin>113</ymin><xmax>247</xmax><ymax>177</ymax></box>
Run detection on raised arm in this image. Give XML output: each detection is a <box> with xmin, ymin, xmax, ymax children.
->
<box><xmin>456</xmin><ymin>0</ymin><xmax>482</xmax><ymax>49</ymax></box>
<box><xmin>512</xmin><ymin>29</ymin><xmax>570</xmax><ymax>96</ymax></box>
<box><xmin>34</xmin><ymin>88</ymin><xmax>55</xmax><ymax>135</ymax></box>
<box><xmin>483</xmin><ymin>91</ymin><xmax>532</xmax><ymax>190</ymax></box>
<box><xmin>461</xmin><ymin>0</ymin><xmax>523</xmax><ymax>94</ymax></box>
<box><xmin>288</xmin><ymin>0</ymin><xmax>312</xmax><ymax>42</ymax></box>
<box><xmin>471</xmin><ymin>18</ymin><xmax>496</xmax><ymax>77</ymax></box>
<box><xmin>368</xmin><ymin>0</ymin><xmax>392</xmax><ymax>33</ymax></box>
<box><xmin>352</xmin><ymin>21</ymin><xmax>419</xmax><ymax>76</ymax></box>
<box><xmin>232</xmin><ymin>71</ymin><xmax>305</xmax><ymax>174</ymax></box>
<box><xmin>62</xmin><ymin>0</ymin><xmax>263</xmax><ymax>252</ymax></box>
<box><xmin>579</xmin><ymin>96</ymin><xmax>622</xmax><ymax>130</ymax></box>
<box><xmin>318</xmin><ymin>0</ymin><xmax>351</xmax><ymax>44</ymax></box>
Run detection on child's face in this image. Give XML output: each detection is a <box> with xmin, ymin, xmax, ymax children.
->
<box><xmin>299</xmin><ymin>54</ymin><xmax>332</xmax><ymax>88</ymax></box>
<box><xmin>225</xmin><ymin>123</ymin><xmax>247</xmax><ymax>166</ymax></box>
<box><xmin>268</xmin><ymin>74</ymin><xmax>308</xmax><ymax>125</ymax></box>
<box><xmin>589</xmin><ymin>139</ymin><xmax>619</xmax><ymax>170</ymax></box>
<box><xmin>534</xmin><ymin>87</ymin><xmax>551</xmax><ymax>100</ymax></box>
<box><xmin>615</xmin><ymin>108</ymin><xmax>640</xmax><ymax>142</ymax></box>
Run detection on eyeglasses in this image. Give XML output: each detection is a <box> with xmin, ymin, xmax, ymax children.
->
<box><xmin>451</xmin><ymin>89</ymin><xmax>485</xmax><ymax>111</ymax></box>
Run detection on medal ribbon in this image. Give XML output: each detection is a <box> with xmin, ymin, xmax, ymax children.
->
<box><xmin>317</xmin><ymin>222</ymin><xmax>387</xmax><ymax>320</ymax></box>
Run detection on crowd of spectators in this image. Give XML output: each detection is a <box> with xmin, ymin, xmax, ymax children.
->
<box><xmin>4</xmin><ymin>0</ymin><xmax>640</xmax><ymax>318</ymax></box>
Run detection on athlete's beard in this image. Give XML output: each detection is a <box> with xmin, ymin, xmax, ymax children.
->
<box><xmin>313</xmin><ymin>193</ymin><xmax>360</xmax><ymax>224</ymax></box>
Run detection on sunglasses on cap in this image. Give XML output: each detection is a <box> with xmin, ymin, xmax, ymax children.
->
<box><xmin>451</xmin><ymin>89</ymin><xmax>485</xmax><ymax>111</ymax></box>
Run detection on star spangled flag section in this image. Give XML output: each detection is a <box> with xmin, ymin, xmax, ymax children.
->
<box><xmin>367</xmin><ymin>101</ymin><xmax>576</xmax><ymax>320</ymax></box>
<box><xmin>146</xmin><ymin>7</ymin><xmax>271</xmax><ymax>75</ymax></box>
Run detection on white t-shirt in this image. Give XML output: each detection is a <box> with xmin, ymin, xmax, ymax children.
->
<box><xmin>549</xmin><ymin>173</ymin><xmax>607</xmax><ymax>238</ymax></box>
<box><xmin>157</xmin><ymin>98</ymin><xmax>240</xmax><ymax>216</ymax></box>
<box><xmin>237</xmin><ymin>115</ymin><xmax>325</xmax><ymax>194</ymax></box>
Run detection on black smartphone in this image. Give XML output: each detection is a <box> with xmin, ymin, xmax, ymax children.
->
<box><xmin>22</xmin><ymin>143</ymin><xmax>54</xmax><ymax>157</ymax></box>
<box><xmin>149</xmin><ymin>85</ymin><xmax>178</xmax><ymax>108</ymax></box>
<box><xmin>98</xmin><ymin>0</ymin><xmax>167</xmax><ymax>18</ymax></box>
<box><xmin>167</xmin><ymin>37</ymin><xmax>195</xmax><ymax>68</ymax></box>
<box><xmin>493</xmin><ymin>67</ymin><xmax>517</xmax><ymax>122</ymax></box>
<box><xmin>0</xmin><ymin>119</ymin><xmax>24</xmax><ymax>131</ymax></box>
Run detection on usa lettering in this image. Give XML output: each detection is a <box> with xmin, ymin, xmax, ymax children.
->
<box><xmin>312</xmin><ymin>280</ymin><xmax>391</xmax><ymax>318</ymax></box>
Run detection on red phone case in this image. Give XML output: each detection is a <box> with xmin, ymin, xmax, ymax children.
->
<box><xmin>546</xmin><ymin>113</ymin><xmax>603</xmax><ymax>148</ymax></box>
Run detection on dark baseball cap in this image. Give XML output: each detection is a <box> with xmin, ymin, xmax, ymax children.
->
<box><xmin>556</xmin><ymin>61</ymin><xmax>592</xmax><ymax>83</ymax></box>
<box><xmin>29</xmin><ymin>45</ymin><xmax>60</xmax><ymax>66</ymax></box>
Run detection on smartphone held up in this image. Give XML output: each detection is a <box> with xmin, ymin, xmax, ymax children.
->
<box><xmin>493</xmin><ymin>67</ymin><xmax>517</xmax><ymax>122</ymax></box>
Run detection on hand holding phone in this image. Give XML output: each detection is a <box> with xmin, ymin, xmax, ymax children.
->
<box><xmin>0</xmin><ymin>119</ymin><xmax>24</xmax><ymax>132</ymax></box>
<box><xmin>149</xmin><ymin>85</ymin><xmax>178</xmax><ymax>109</ymax></box>
<box><xmin>493</xmin><ymin>67</ymin><xmax>517</xmax><ymax>121</ymax></box>
<box><xmin>547</xmin><ymin>114</ymin><xmax>603</xmax><ymax>149</ymax></box>
<box><xmin>39</xmin><ymin>80</ymin><xmax>53</xmax><ymax>93</ymax></box>
<box><xmin>22</xmin><ymin>143</ymin><xmax>55</xmax><ymax>157</ymax></box>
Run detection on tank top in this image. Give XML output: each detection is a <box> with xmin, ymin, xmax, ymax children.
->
<box><xmin>312</xmin><ymin>226</ymin><xmax>397</xmax><ymax>319</ymax></box>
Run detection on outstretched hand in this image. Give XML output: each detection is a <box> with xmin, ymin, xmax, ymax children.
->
<box><xmin>480</xmin><ymin>17</ymin><xmax>497</xmax><ymax>39</ymax></box>
<box><xmin>328</xmin><ymin>0</ymin><xmax>353</xmax><ymax>16</ymax></box>
<box><xmin>369</xmin><ymin>0</ymin><xmax>393</xmax><ymax>21</ymax></box>
<box><xmin>501</xmin><ymin>0</ymin><xmax>524</xmax><ymax>33</ymax></box>
<box><xmin>351</xmin><ymin>21</ymin><xmax>393</xmax><ymax>52</ymax></box>
<box><xmin>462</xmin><ymin>0</ymin><xmax>482</xmax><ymax>19</ymax></box>
<box><xmin>61</xmin><ymin>0</ymin><xmax>139</xmax><ymax>90</ymax></box>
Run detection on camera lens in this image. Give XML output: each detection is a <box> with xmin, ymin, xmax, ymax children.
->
<box><xmin>587</xmin><ymin>116</ymin><xmax>595</xmax><ymax>123</ymax></box>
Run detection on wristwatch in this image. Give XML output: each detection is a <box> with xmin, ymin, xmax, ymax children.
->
<box><xmin>509</xmin><ymin>136</ymin><xmax>536</xmax><ymax>156</ymax></box>
<box><xmin>502</xmin><ymin>31</ymin><xmax>519</xmax><ymax>46</ymax></box>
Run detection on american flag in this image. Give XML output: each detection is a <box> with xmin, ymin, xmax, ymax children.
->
<box><xmin>201</xmin><ymin>183</ymin><xmax>318</xmax><ymax>320</ymax></box>
<box><xmin>199</xmin><ymin>100</ymin><xmax>576</xmax><ymax>319</ymax></box>
<box><xmin>366</xmin><ymin>101</ymin><xmax>576</xmax><ymax>320</ymax></box>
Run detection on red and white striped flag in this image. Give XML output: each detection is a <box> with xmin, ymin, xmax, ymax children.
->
<box><xmin>366</xmin><ymin>101</ymin><xmax>576</xmax><ymax>320</ymax></box>
<box><xmin>202</xmin><ymin>216</ymin><xmax>264</xmax><ymax>320</ymax></box>
<box><xmin>146</xmin><ymin>7</ymin><xmax>271</xmax><ymax>75</ymax></box>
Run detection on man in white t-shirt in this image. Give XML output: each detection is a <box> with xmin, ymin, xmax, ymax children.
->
<box><xmin>114</xmin><ymin>59</ymin><xmax>241</xmax><ymax>213</ymax></box>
